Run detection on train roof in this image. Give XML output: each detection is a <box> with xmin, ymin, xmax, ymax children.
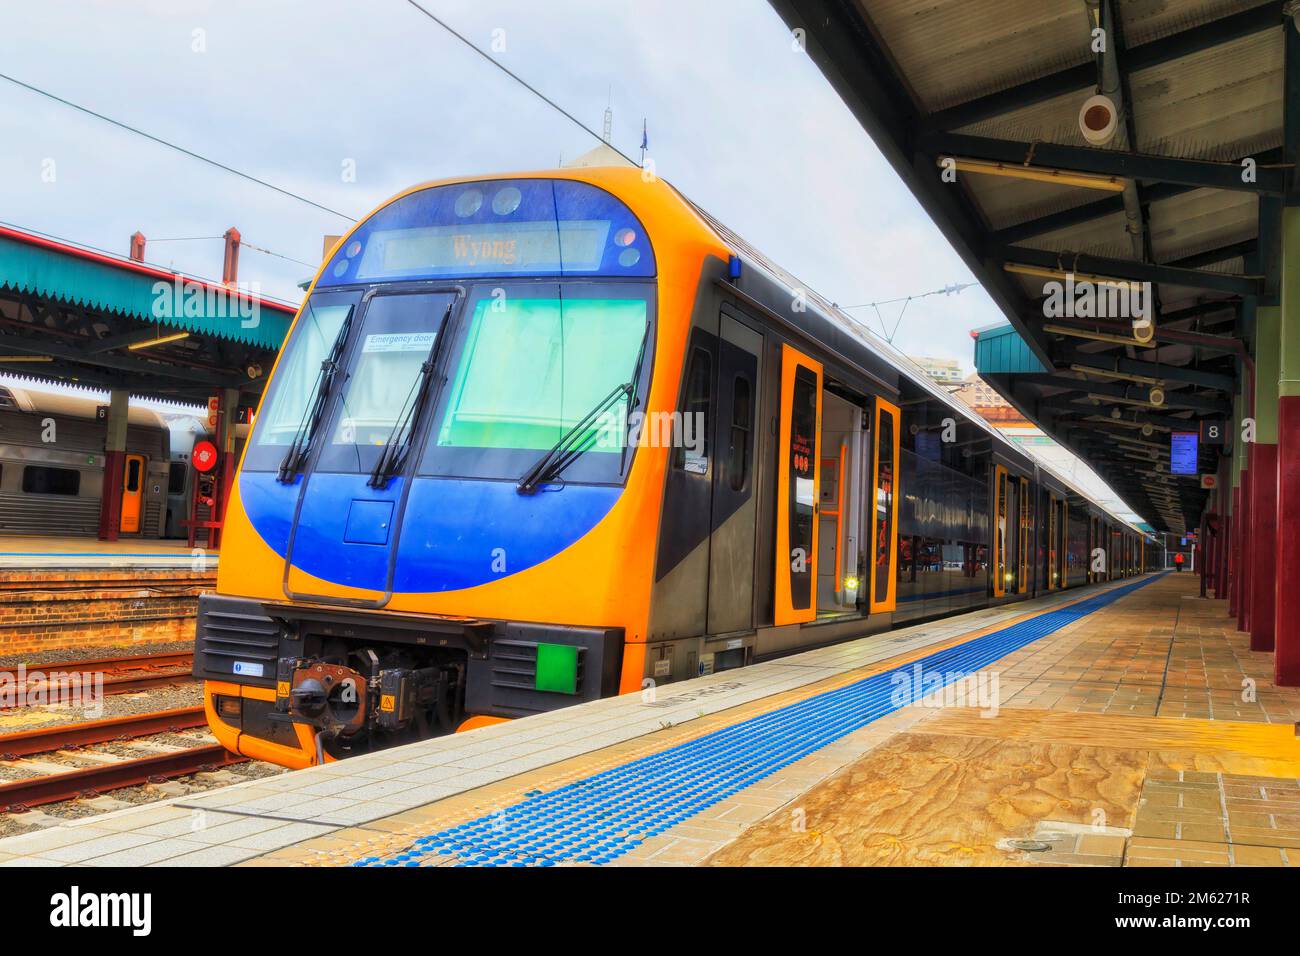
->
<box><xmin>0</xmin><ymin>379</ymin><xmax>186</xmax><ymax>430</ymax></box>
<box><xmin>674</xmin><ymin>184</ymin><xmax>1146</xmax><ymax>537</ymax></box>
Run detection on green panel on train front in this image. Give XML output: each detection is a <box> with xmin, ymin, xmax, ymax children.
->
<box><xmin>535</xmin><ymin>643</ymin><xmax>579</xmax><ymax>695</ymax></box>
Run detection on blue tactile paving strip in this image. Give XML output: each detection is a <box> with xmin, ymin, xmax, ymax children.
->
<box><xmin>354</xmin><ymin>574</ymin><xmax>1165</xmax><ymax>867</ymax></box>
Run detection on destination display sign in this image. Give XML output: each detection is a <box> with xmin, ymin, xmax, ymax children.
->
<box><xmin>358</xmin><ymin>220</ymin><xmax>611</xmax><ymax>278</ymax></box>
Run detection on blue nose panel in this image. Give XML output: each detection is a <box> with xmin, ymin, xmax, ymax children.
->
<box><xmin>344</xmin><ymin>499</ymin><xmax>394</xmax><ymax>545</ymax></box>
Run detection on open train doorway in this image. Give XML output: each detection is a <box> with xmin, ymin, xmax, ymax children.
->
<box><xmin>816</xmin><ymin>389</ymin><xmax>866</xmax><ymax>619</ymax></box>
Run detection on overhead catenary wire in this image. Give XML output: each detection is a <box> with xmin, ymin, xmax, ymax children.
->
<box><xmin>0</xmin><ymin>70</ymin><xmax>359</xmax><ymax>222</ymax></box>
<box><xmin>240</xmin><ymin>241</ymin><xmax>316</xmax><ymax>269</ymax></box>
<box><xmin>401</xmin><ymin>0</ymin><xmax>643</xmax><ymax>169</ymax></box>
<box><xmin>150</xmin><ymin>235</ymin><xmax>315</xmax><ymax>268</ymax></box>
<box><xmin>838</xmin><ymin>281</ymin><xmax>978</xmax><ymax>343</ymax></box>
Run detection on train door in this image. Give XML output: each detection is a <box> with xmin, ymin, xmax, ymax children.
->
<box><xmin>706</xmin><ymin>311</ymin><xmax>762</xmax><ymax>635</ymax></box>
<box><xmin>1088</xmin><ymin>516</ymin><xmax>1099</xmax><ymax>582</ymax></box>
<box><xmin>1054</xmin><ymin>498</ymin><xmax>1067</xmax><ymax>588</ymax></box>
<box><xmin>995</xmin><ymin>468</ymin><xmax>1021</xmax><ymax>596</ymax></box>
<box><xmin>816</xmin><ymin>390</ymin><xmax>865</xmax><ymax>618</ymax></box>
<box><xmin>993</xmin><ymin>465</ymin><xmax>1008</xmax><ymax>597</ymax></box>
<box><xmin>120</xmin><ymin>453</ymin><xmax>145</xmax><ymax>534</ymax></box>
<box><xmin>774</xmin><ymin>344</ymin><xmax>821</xmax><ymax>626</ymax></box>
<box><xmin>1017</xmin><ymin>477</ymin><xmax>1030</xmax><ymax>594</ymax></box>
<box><xmin>868</xmin><ymin>396</ymin><xmax>901</xmax><ymax>614</ymax></box>
<box><xmin>1046</xmin><ymin>494</ymin><xmax>1057</xmax><ymax>590</ymax></box>
<box><xmin>284</xmin><ymin>289</ymin><xmax>459</xmax><ymax>603</ymax></box>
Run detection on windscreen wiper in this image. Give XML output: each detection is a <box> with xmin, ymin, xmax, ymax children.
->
<box><xmin>367</xmin><ymin>303</ymin><xmax>453</xmax><ymax>489</ymax></box>
<box><xmin>277</xmin><ymin>306</ymin><xmax>354</xmax><ymax>484</ymax></box>
<box><xmin>517</xmin><ymin>381</ymin><xmax>632</xmax><ymax>495</ymax></box>
<box><xmin>619</xmin><ymin>322</ymin><xmax>652</xmax><ymax>477</ymax></box>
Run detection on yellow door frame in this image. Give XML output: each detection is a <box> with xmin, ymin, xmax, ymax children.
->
<box><xmin>869</xmin><ymin>396</ymin><xmax>901</xmax><ymax>614</ymax></box>
<box><xmin>992</xmin><ymin>465</ymin><xmax>1007</xmax><ymax>598</ymax></box>
<box><xmin>774</xmin><ymin>344</ymin><xmax>822</xmax><ymax>626</ymax></box>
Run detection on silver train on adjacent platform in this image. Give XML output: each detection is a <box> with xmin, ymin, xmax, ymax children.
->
<box><xmin>0</xmin><ymin>382</ymin><xmax>202</xmax><ymax>539</ymax></box>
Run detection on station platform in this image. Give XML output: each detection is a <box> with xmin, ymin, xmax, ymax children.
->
<box><xmin>0</xmin><ymin>536</ymin><xmax>217</xmax><ymax>571</ymax></box>
<box><xmin>2</xmin><ymin>571</ymin><xmax>1298</xmax><ymax>868</ymax></box>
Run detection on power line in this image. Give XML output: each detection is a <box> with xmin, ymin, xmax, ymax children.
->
<box><xmin>241</xmin><ymin>240</ymin><xmax>316</xmax><ymax>269</ymax></box>
<box><xmin>0</xmin><ymin>70</ymin><xmax>358</xmax><ymax>222</ymax></box>
<box><xmin>144</xmin><ymin>235</ymin><xmax>317</xmax><ymax>269</ymax></box>
<box><xmin>839</xmin><ymin>281</ymin><xmax>977</xmax><ymax>343</ymax></box>
<box><xmin>401</xmin><ymin>0</ymin><xmax>642</xmax><ymax>168</ymax></box>
<box><xmin>839</xmin><ymin>282</ymin><xmax>978</xmax><ymax>311</ymax></box>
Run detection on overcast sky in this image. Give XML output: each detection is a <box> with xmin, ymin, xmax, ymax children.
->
<box><xmin>0</xmin><ymin>0</ymin><xmax>1009</xmax><ymax>372</ymax></box>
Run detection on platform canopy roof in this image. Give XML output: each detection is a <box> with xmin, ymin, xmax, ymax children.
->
<box><xmin>0</xmin><ymin>223</ymin><xmax>299</xmax><ymax>404</ymax></box>
<box><xmin>770</xmin><ymin>0</ymin><xmax>1293</xmax><ymax>533</ymax></box>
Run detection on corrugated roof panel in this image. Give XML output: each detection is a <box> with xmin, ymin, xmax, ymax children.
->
<box><xmin>1120</xmin><ymin>0</ymin><xmax>1265</xmax><ymax>48</ymax></box>
<box><xmin>855</xmin><ymin>0</ymin><xmax>1091</xmax><ymax>113</ymax></box>
<box><xmin>1148</xmin><ymin>189</ymin><xmax>1256</xmax><ymax>263</ymax></box>
<box><xmin>959</xmin><ymin>165</ymin><xmax>1105</xmax><ymax>232</ymax></box>
<box><xmin>1130</xmin><ymin>29</ymin><xmax>1282</xmax><ymax>158</ymax></box>
<box><xmin>1013</xmin><ymin>209</ymin><xmax>1135</xmax><ymax>260</ymax></box>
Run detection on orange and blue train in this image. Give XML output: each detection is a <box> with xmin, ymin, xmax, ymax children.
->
<box><xmin>196</xmin><ymin>166</ymin><xmax>1153</xmax><ymax>768</ymax></box>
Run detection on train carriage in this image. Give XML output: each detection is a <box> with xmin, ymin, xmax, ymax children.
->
<box><xmin>195</xmin><ymin>167</ymin><xmax>1149</xmax><ymax>769</ymax></box>
<box><xmin>0</xmin><ymin>383</ymin><xmax>180</xmax><ymax>538</ymax></box>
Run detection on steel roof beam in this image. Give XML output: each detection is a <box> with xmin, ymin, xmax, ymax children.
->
<box><xmin>922</xmin><ymin>2</ymin><xmax>1283</xmax><ymax>131</ymax></box>
<box><xmin>1035</xmin><ymin>394</ymin><xmax>1204</xmax><ymax>427</ymax></box>
<box><xmin>0</xmin><ymin>332</ymin><xmax>246</xmax><ymax>389</ymax></box>
<box><xmin>1000</xmin><ymin>244</ymin><xmax>1262</xmax><ymax>295</ymax></box>
<box><xmin>1056</xmin><ymin>347</ymin><xmax>1237</xmax><ymax>391</ymax></box>
<box><xmin>1166</xmin><ymin>239</ymin><xmax>1259</xmax><ymax>270</ymax></box>
<box><xmin>1013</xmin><ymin>373</ymin><xmax>1230</xmax><ymax>413</ymax></box>
<box><xmin>922</xmin><ymin>132</ymin><xmax>1287</xmax><ymax>196</ymax></box>
<box><xmin>991</xmin><ymin>181</ymin><xmax>1196</xmax><ymax>245</ymax></box>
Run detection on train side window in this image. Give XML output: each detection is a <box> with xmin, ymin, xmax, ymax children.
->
<box><xmin>125</xmin><ymin>458</ymin><xmax>142</xmax><ymax>493</ymax></box>
<box><xmin>168</xmin><ymin>462</ymin><xmax>187</xmax><ymax>494</ymax></box>
<box><xmin>727</xmin><ymin>374</ymin><xmax>751</xmax><ymax>492</ymax></box>
<box><xmin>23</xmin><ymin>466</ymin><xmax>80</xmax><ymax>496</ymax></box>
<box><xmin>675</xmin><ymin>347</ymin><xmax>712</xmax><ymax>474</ymax></box>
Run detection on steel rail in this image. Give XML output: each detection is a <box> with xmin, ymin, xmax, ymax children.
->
<box><xmin>0</xmin><ymin>743</ymin><xmax>243</xmax><ymax>811</ymax></box>
<box><xmin>0</xmin><ymin>705</ymin><xmax>206</xmax><ymax>758</ymax></box>
<box><xmin>4</xmin><ymin>652</ymin><xmax>195</xmax><ymax>705</ymax></box>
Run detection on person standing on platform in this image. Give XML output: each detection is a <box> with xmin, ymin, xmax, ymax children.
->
<box><xmin>1175</xmin><ymin>552</ymin><xmax>1184</xmax><ymax>572</ymax></box>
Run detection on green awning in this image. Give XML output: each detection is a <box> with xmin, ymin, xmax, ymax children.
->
<box><xmin>0</xmin><ymin>235</ymin><xmax>293</xmax><ymax>350</ymax></box>
<box><xmin>973</xmin><ymin>323</ymin><xmax>1047</xmax><ymax>374</ymax></box>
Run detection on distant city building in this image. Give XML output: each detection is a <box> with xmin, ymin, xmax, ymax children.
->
<box><xmin>952</xmin><ymin>372</ymin><xmax>1006</xmax><ymax>408</ymax></box>
<box><xmin>909</xmin><ymin>356</ymin><xmax>964</xmax><ymax>385</ymax></box>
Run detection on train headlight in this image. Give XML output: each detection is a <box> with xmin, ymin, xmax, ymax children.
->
<box><xmin>215</xmin><ymin>695</ymin><xmax>242</xmax><ymax>722</ymax></box>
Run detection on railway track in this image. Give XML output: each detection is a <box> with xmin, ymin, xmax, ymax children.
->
<box><xmin>6</xmin><ymin>650</ymin><xmax>195</xmax><ymax>703</ymax></box>
<box><xmin>0</xmin><ymin>706</ymin><xmax>242</xmax><ymax>812</ymax></box>
<box><xmin>0</xmin><ymin>705</ymin><xmax>206</xmax><ymax>758</ymax></box>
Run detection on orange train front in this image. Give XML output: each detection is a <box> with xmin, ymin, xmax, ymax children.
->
<box><xmin>197</xmin><ymin>165</ymin><xmax>1150</xmax><ymax>768</ymax></box>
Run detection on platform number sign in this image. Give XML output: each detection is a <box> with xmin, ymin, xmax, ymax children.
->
<box><xmin>1199</xmin><ymin>419</ymin><xmax>1227</xmax><ymax>446</ymax></box>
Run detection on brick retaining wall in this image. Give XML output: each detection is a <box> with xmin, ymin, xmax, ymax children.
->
<box><xmin>0</xmin><ymin>569</ymin><xmax>214</xmax><ymax>656</ymax></box>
